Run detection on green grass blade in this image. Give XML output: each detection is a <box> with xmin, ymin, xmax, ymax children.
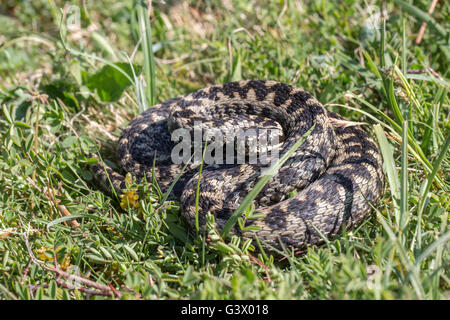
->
<box><xmin>46</xmin><ymin>214</ymin><xmax>104</xmax><ymax>230</ymax></box>
<box><xmin>374</xmin><ymin>124</ymin><xmax>400</xmax><ymax>222</ymax></box>
<box><xmin>401</xmin><ymin>17</ymin><xmax>407</xmax><ymax>75</ymax></box>
<box><xmin>399</xmin><ymin>119</ymin><xmax>408</xmax><ymax>233</ymax></box>
<box><xmin>417</xmin><ymin>134</ymin><xmax>450</xmax><ymax>219</ymax></box>
<box><xmin>380</xmin><ymin>17</ymin><xmax>386</xmax><ymax>68</ymax></box>
<box><xmin>387</xmin><ymin>69</ymin><xmax>404</xmax><ymax>124</ymax></box>
<box><xmin>136</xmin><ymin>1</ymin><xmax>156</xmax><ymax>111</ymax></box>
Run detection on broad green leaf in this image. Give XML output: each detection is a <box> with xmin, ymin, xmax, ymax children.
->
<box><xmin>86</xmin><ymin>62</ymin><xmax>141</xmax><ymax>102</ymax></box>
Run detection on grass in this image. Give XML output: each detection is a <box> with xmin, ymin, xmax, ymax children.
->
<box><xmin>0</xmin><ymin>0</ymin><xmax>448</xmax><ymax>300</ymax></box>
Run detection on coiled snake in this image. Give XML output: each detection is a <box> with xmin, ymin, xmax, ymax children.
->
<box><xmin>90</xmin><ymin>80</ymin><xmax>384</xmax><ymax>250</ymax></box>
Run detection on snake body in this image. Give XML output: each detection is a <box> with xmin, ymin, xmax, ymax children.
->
<box><xmin>90</xmin><ymin>80</ymin><xmax>384</xmax><ymax>250</ymax></box>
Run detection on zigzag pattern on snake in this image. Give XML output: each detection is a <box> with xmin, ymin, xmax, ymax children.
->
<box><xmin>90</xmin><ymin>80</ymin><xmax>384</xmax><ymax>250</ymax></box>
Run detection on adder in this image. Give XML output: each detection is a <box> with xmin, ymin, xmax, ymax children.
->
<box><xmin>90</xmin><ymin>80</ymin><xmax>384</xmax><ymax>250</ymax></box>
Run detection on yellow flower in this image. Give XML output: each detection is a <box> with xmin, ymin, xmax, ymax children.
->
<box><xmin>37</xmin><ymin>246</ymin><xmax>64</xmax><ymax>261</ymax></box>
<box><xmin>60</xmin><ymin>254</ymin><xmax>72</xmax><ymax>271</ymax></box>
<box><xmin>36</xmin><ymin>247</ymin><xmax>54</xmax><ymax>261</ymax></box>
<box><xmin>120</xmin><ymin>189</ymin><xmax>140</xmax><ymax>210</ymax></box>
<box><xmin>120</xmin><ymin>173</ymin><xmax>140</xmax><ymax>210</ymax></box>
<box><xmin>36</xmin><ymin>247</ymin><xmax>72</xmax><ymax>270</ymax></box>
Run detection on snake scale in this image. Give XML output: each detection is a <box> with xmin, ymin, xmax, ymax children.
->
<box><xmin>90</xmin><ymin>80</ymin><xmax>384</xmax><ymax>250</ymax></box>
